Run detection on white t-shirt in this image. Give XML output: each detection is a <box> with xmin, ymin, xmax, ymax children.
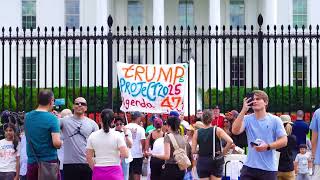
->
<box><xmin>151</xmin><ymin>137</ymin><xmax>164</xmax><ymax>156</ymax></box>
<box><xmin>125</xmin><ymin>123</ymin><xmax>146</xmax><ymax>158</ymax></box>
<box><xmin>86</xmin><ymin>129</ymin><xmax>126</xmax><ymax>166</ymax></box>
<box><xmin>0</xmin><ymin>139</ymin><xmax>20</xmax><ymax>172</ymax></box>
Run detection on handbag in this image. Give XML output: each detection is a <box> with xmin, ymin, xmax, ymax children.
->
<box><xmin>212</xmin><ymin>126</ymin><xmax>224</xmax><ymax>166</ymax></box>
<box><xmin>25</xmin><ymin>122</ymin><xmax>59</xmax><ymax>180</ymax></box>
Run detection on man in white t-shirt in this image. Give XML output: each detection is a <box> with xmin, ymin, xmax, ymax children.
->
<box><xmin>125</xmin><ymin>111</ymin><xmax>146</xmax><ymax>180</ymax></box>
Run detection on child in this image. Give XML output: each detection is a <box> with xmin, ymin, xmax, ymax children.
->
<box><xmin>294</xmin><ymin>144</ymin><xmax>312</xmax><ymax>180</ymax></box>
<box><xmin>0</xmin><ymin>123</ymin><xmax>20</xmax><ymax>180</ymax></box>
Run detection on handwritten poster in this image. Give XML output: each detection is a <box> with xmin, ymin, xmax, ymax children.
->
<box><xmin>117</xmin><ymin>62</ymin><xmax>188</xmax><ymax>113</ymax></box>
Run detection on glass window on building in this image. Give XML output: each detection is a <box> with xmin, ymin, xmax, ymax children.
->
<box><xmin>128</xmin><ymin>0</ymin><xmax>144</xmax><ymax>27</ymax></box>
<box><xmin>293</xmin><ymin>56</ymin><xmax>307</xmax><ymax>86</ymax></box>
<box><xmin>178</xmin><ymin>0</ymin><xmax>194</xmax><ymax>28</ymax></box>
<box><xmin>65</xmin><ymin>0</ymin><xmax>80</xmax><ymax>28</ymax></box>
<box><xmin>293</xmin><ymin>0</ymin><xmax>308</xmax><ymax>28</ymax></box>
<box><xmin>231</xmin><ymin>56</ymin><xmax>245</xmax><ymax>86</ymax></box>
<box><xmin>67</xmin><ymin>57</ymin><xmax>80</xmax><ymax>87</ymax></box>
<box><xmin>22</xmin><ymin>0</ymin><xmax>36</xmax><ymax>29</ymax></box>
<box><xmin>230</xmin><ymin>0</ymin><xmax>245</xmax><ymax>27</ymax></box>
<box><xmin>22</xmin><ymin>57</ymin><xmax>36</xmax><ymax>87</ymax></box>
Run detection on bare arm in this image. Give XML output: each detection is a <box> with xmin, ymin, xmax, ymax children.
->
<box><xmin>119</xmin><ymin>146</ymin><xmax>129</xmax><ymax>158</ymax></box>
<box><xmin>232</xmin><ymin>97</ymin><xmax>252</xmax><ymax>135</ymax></box>
<box><xmin>311</xmin><ymin>130</ymin><xmax>318</xmax><ymax>161</ymax></box>
<box><xmin>14</xmin><ymin>156</ymin><xmax>20</xmax><ymax>180</ymax></box>
<box><xmin>141</xmin><ymin>139</ymin><xmax>146</xmax><ymax>156</ymax></box>
<box><xmin>86</xmin><ymin>149</ymin><xmax>95</xmax><ymax>170</ymax></box>
<box><xmin>269</xmin><ymin>135</ymin><xmax>287</xmax><ymax>149</ymax></box>
<box><xmin>145</xmin><ymin>134</ymin><xmax>151</xmax><ymax>153</ymax></box>
<box><xmin>123</xmin><ymin>128</ymin><xmax>132</xmax><ymax>148</ymax></box>
<box><xmin>191</xmin><ymin>130</ymin><xmax>198</xmax><ymax>154</ymax></box>
<box><xmin>51</xmin><ymin>133</ymin><xmax>62</xmax><ymax>149</ymax></box>
<box><xmin>217</xmin><ymin>127</ymin><xmax>234</xmax><ymax>154</ymax></box>
<box><xmin>294</xmin><ymin>161</ymin><xmax>298</xmax><ymax>174</ymax></box>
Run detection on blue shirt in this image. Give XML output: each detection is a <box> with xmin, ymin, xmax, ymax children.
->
<box><xmin>310</xmin><ymin>109</ymin><xmax>320</xmax><ymax>164</ymax></box>
<box><xmin>292</xmin><ymin>119</ymin><xmax>309</xmax><ymax>149</ymax></box>
<box><xmin>244</xmin><ymin>113</ymin><xmax>287</xmax><ymax>171</ymax></box>
<box><xmin>25</xmin><ymin>111</ymin><xmax>60</xmax><ymax>164</ymax></box>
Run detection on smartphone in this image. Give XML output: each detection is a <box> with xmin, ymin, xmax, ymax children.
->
<box><xmin>54</xmin><ymin>98</ymin><xmax>65</xmax><ymax>106</ymax></box>
<box><xmin>246</xmin><ymin>92</ymin><xmax>254</xmax><ymax>104</ymax></box>
<box><xmin>250</xmin><ymin>142</ymin><xmax>259</xmax><ymax>147</ymax></box>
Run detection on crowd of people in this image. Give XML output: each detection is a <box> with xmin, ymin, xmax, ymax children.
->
<box><xmin>0</xmin><ymin>89</ymin><xmax>320</xmax><ymax>180</ymax></box>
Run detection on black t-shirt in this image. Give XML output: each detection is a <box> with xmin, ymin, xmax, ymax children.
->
<box><xmin>277</xmin><ymin>135</ymin><xmax>297</xmax><ymax>172</ymax></box>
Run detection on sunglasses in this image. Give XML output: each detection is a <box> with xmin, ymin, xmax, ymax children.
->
<box><xmin>116</xmin><ymin>123</ymin><xmax>123</xmax><ymax>126</ymax></box>
<box><xmin>74</xmin><ymin>102</ymin><xmax>87</xmax><ymax>106</ymax></box>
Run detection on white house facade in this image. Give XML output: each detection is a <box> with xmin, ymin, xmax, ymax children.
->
<box><xmin>0</xmin><ymin>0</ymin><xmax>319</xmax><ymax>90</ymax></box>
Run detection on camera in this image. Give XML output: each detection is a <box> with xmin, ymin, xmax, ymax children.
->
<box><xmin>0</xmin><ymin>110</ymin><xmax>25</xmax><ymax>140</ymax></box>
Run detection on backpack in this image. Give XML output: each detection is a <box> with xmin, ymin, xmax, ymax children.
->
<box><xmin>167</xmin><ymin>133</ymin><xmax>191</xmax><ymax>170</ymax></box>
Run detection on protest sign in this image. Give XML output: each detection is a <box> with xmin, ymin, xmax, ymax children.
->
<box><xmin>117</xmin><ymin>62</ymin><xmax>187</xmax><ymax>113</ymax></box>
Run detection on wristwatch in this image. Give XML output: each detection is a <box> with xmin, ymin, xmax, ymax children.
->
<box><xmin>267</xmin><ymin>144</ymin><xmax>271</xmax><ymax>151</ymax></box>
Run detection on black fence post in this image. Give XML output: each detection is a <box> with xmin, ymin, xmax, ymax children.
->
<box><xmin>107</xmin><ymin>15</ymin><xmax>113</xmax><ymax>109</ymax></box>
<box><xmin>258</xmin><ymin>14</ymin><xmax>264</xmax><ymax>90</ymax></box>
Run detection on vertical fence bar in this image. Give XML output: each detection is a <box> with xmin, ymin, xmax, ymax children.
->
<box><xmin>86</xmin><ymin>27</ymin><xmax>90</xmax><ymax>105</ymax></box>
<box><xmin>44</xmin><ymin>27</ymin><xmax>47</xmax><ymax>89</ymax></box>
<box><xmin>131</xmin><ymin>27</ymin><xmax>133</xmax><ymax>63</ymax></box>
<box><xmin>65</xmin><ymin>27</ymin><xmax>69</xmax><ymax>108</ymax></box>
<box><xmin>281</xmin><ymin>25</ymin><xmax>284</xmax><ymax>113</ymax></box>
<box><xmin>9</xmin><ymin>27</ymin><xmax>12</xmax><ymax>110</ymax></box>
<box><xmin>274</xmin><ymin>26</ymin><xmax>277</xmax><ymax>112</ymax></box>
<box><xmin>93</xmin><ymin>26</ymin><xmax>97</xmax><ymax>121</ymax></box>
<box><xmin>101</xmin><ymin>26</ymin><xmax>104</xmax><ymax>110</ymax></box>
<box><xmin>201</xmin><ymin>26</ymin><xmax>204</xmax><ymax>110</ymax></box>
<box><xmin>174</xmin><ymin>26</ymin><xmax>177</xmax><ymax>64</ymax></box>
<box><xmin>295</xmin><ymin>25</ymin><xmax>298</xmax><ymax>110</ymax></box>
<box><xmin>222</xmin><ymin>26</ymin><xmax>226</xmax><ymax>112</ymax></box>
<box><xmin>107</xmin><ymin>16</ymin><xmax>113</xmax><ymax>109</ymax></box>
<box><xmin>244</xmin><ymin>25</ymin><xmax>247</xmax><ymax>97</ymax></box>
<box><xmin>166</xmin><ymin>26</ymin><xmax>169</xmax><ymax>64</ymax></box>
<box><xmin>138</xmin><ymin>26</ymin><xmax>141</xmax><ymax>64</ymax></box>
<box><xmin>37</xmin><ymin>27</ymin><xmax>40</xmax><ymax>96</ymax></box>
<box><xmin>72</xmin><ymin>27</ymin><xmax>76</xmax><ymax>102</ymax></box>
<box><xmin>194</xmin><ymin>26</ymin><xmax>198</xmax><ymax>113</ymax></box>
<box><xmin>309</xmin><ymin>25</ymin><xmax>312</xmax><ymax>112</ymax></box>
<box><xmin>236</xmin><ymin>26</ymin><xmax>240</xmax><ymax>110</ymax></box>
<box><xmin>317</xmin><ymin>25</ymin><xmax>320</xmax><ymax>108</ymax></box>
<box><xmin>80</xmin><ymin>27</ymin><xmax>83</xmax><ymax>96</ymax></box>
<box><xmin>251</xmin><ymin>25</ymin><xmax>254</xmax><ymax>91</ymax></box>
<box><xmin>30</xmin><ymin>28</ymin><xmax>33</xmax><ymax>110</ymax></box>
<box><xmin>257</xmin><ymin>15</ymin><xmax>263</xmax><ymax>90</ymax></box>
<box><xmin>208</xmin><ymin>26</ymin><xmax>212</xmax><ymax>108</ymax></box>
<box><xmin>116</xmin><ymin>26</ymin><xmax>120</xmax><ymax>112</ymax></box>
<box><xmin>23</xmin><ymin>28</ymin><xmax>26</xmax><ymax>110</ymax></box>
<box><xmin>159</xmin><ymin>26</ymin><xmax>162</xmax><ymax>64</ymax></box>
<box><xmin>187</xmin><ymin>26</ymin><xmax>190</xmax><ymax>121</ymax></box>
<box><xmin>302</xmin><ymin>26</ymin><xmax>305</xmax><ymax>112</ymax></box>
<box><xmin>152</xmin><ymin>26</ymin><xmax>155</xmax><ymax>64</ymax></box>
<box><xmin>145</xmin><ymin>26</ymin><xmax>148</xmax><ymax>65</ymax></box>
<box><xmin>288</xmin><ymin>26</ymin><xmax>292</xmax><ymax>114</ymax></box>
<box><xmin>2</xmin><ymin>28</ymin><xmax>5</xmax><ymax>111</ymax></box>
<box><xmin>58</xmin><ymin>27</ymin><xmax>62</xmax><ymax>98</ymax></box>
<box><xmin>229</xmin><ymin>26</ymin><xmax>233</xmax><ymax>110</ymax></box>
<box><xmin>51</xmin><ymin>27</ymin><xmax>54</xmax><ymax>93</ymax></box>
<box><xmin>267</xmin><ymin>25</ymin><xmax>270</xmax><ymax>95</ymax></box>
<box><xmin>215</xmin><ymin>26</ymin><xmax>219</xmax><ymax>107</ymax></box>
<box><xmin>15</xmin><ymin>27</ymin><xmax>19</xmax><ymax>111</ymax></box>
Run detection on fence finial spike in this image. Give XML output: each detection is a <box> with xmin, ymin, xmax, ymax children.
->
<box><xmin>258</xmin><ymin>14</ymin><xmax>263</xmax><ymax>28</ymax></box>
<box><xmin>107</xmin><ymin>15</ymin><xmax>113</xmax><ymax>28</ymax></box>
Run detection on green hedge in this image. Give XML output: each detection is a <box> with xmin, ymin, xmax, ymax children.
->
<box><xmin>0</xmin><ymin>85</ymin><xmax>319</xmax><ymax>113</ymax></box>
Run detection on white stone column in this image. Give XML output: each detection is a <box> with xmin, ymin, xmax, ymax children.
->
<box><xmin>153</xmin><ymin>0</ymin><xmax>164</xmax><ymax>64</ymax></box>
<box><xmin>96</xmin><ymin>0</ymin><xmax>109</xmax><ymax>28</ymax></box>
<box><xmin>209</xmin><ymin>0</ymin><xmax>223</xmax><ymax>90</ymax></box>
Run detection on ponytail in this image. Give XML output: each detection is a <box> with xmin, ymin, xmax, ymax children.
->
<box><xmin>100</xmin><ymin>109</ymin><xmax>114</xmax><ymax>133</ymax></box>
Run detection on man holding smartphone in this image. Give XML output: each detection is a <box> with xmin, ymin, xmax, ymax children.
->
<box><xmin>232</xmin><ymin>90</ymin><xmax>287</xmax><ymax>180</ymax></box>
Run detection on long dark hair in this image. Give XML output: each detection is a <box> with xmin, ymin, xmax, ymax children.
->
<box><xmin>100</xmin><ymin>109</ymin><xmax>114</xmax><ymax>133</ymax></box>
<box><xmin>167</xmin><ymin>116</ymin><xmax>180</xmax><ymax>132</ymax></box>
<box><xmin>3</xmin><ymin>123</ymin><xmax>19</xmax><ymax>152</ymax></box>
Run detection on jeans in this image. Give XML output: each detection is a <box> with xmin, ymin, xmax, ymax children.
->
<box><xmin>297</xmin><ymin>174</ymin><xmax>310</xmax><ymax>180</ymax></box>
<box><xmin>122</xmin><ymin>159</ymin><xmax>130</xmax><ymax>180</ymax></box>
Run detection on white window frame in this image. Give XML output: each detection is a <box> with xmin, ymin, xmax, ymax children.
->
<box><xmin>22</xmin><ymin>0</ymin><xmax>36</xmax><ymax>29</ymax></box>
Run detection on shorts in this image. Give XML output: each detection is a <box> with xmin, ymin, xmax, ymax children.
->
<box><xmin>129</xmin><ymin>158</ymin><xmax>143</xmax><ymax>175</ymax></box>
<box><xmin>240</xmin><ymin>165</ymin><xmax>277</xmax><ymax>180</ymax></box>
<box><xmin>197</xmin><ymin>156</ymin><xmax>223</xmax><ymax>178</ymax></box>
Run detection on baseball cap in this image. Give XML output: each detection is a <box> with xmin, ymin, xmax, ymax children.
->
<box><xmin>153</xmin><ymin>117</ymin><xmax>163</xmax><ymax>129</ymax></box>
<box><xmin>149</xmin><ymin>114</ymin><xmax>157</xmax><ymax>123</ymax></box>
<box><xmin>280</xmin><ymin>115</ymin><xmax>293</xmax><ymax>124</ymax></box>
<box><xmin>131</xmin><ymin>111</ymin><xmax>143</xmax><ymax>120</ymax></box>
<box><xmin>169</xmin><ymin>110</ymin><xmax>180</xmax><ymax>117</ymax></box>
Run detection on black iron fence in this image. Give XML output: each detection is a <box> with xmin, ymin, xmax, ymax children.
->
<box><xmin>0</xmin><ymin>14</ymin><xmax>319</xmax><ymax>121</ymax></box>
